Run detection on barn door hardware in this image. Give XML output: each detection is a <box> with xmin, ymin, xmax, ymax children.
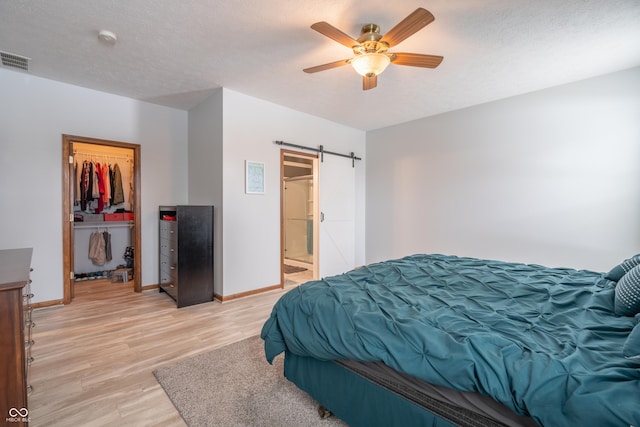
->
<box><xmin>274</xmin><ymin>140</ymin><xmax>362</xmax><ymax>167</ymax></box>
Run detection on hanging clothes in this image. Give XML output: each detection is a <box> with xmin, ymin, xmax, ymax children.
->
<box><xmin>94</xmin><ymin>163</ymin><xmax>105</xmax><ymax>214</ymax></box>
<box><xmin>111</xmin><ymin>163</ymin><xmax>125</xmax><ymax>205</ymax></box>
<box><xmin>88</xmin><ymin>161</ymin><xmax>95</xmax><ymax>202</ymax></box>
<box><xmin>80</xmin><ymin>161</ymin><xmax>91</xmax><ymax>211</ymax></box>
<box><xmin>92</xmin><ymin>162</ymin><xmax>100</xmax><ymax>200</ymax></box>
<box><xmin>128</xmin><ymin>159</ymin><xmax>134</xmax><ymax>211</ymax></box>
<box><xmin>76</xmin><ymin>160</ymin><xmax>82</xmax><ymax>205</ymax></box>
<box><xmin>88</xmin><ymin>231</ymin><xmax>106</xmax><ymax>266</ymax></box>
<box><xmin>103</xmin><ymin>231</ymin><xmax>112</xmax><ymax>263</ymax></box>
<box><xmin>73</xmin><ymin>161</ymin><xmax>78</xmax><ymax>205</ymax></box>
<box><xmin>101</xmin><ymin>162</ymin><xmax>111</xmax><ymax>207</ymax></box>
<box><xmin>109</xmin><ymin>164</ymin><xmax>114</xmax><ymax>205</ymax></box>
<box><xmin>87</xmin><ymin>161</ymin><xmax>94</xmax><ymax>202</ymax></box>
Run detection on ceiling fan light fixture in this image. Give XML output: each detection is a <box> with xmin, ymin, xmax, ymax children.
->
<box><xmin>305</xmin><ymin>8</ymin><xmax>441</xmax><ymax>89</ymax></box>
<box><xmin>350</xmin><ymin>53</ymin><xmax>390</xmax><ymax>77</ymax></box>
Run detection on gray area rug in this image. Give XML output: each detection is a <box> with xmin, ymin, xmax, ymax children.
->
<box><xmin>153</xmin><ymin>335</ymin><xmax>347</xmax><ymax>426</ymax></box>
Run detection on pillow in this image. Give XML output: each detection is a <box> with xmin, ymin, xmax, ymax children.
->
<box><xmin>614</xmin><ymin>264</ymin><xmax>640</xmax><ymax>316</ymax></box>
<box><xmin>606</xmin><ymin>254</ymin><xmax>640</xmax><ymax>281</ymax></box>
<box><xmin>623</xmin><ymin>322</ymin><xmax>640</xmax><ymax>358</ymax></box>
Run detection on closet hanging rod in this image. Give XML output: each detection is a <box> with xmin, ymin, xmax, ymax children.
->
<box><xmin>275</xmin><ymin>140</ymin><xmax>362</xmax><ymax>167</ymax></box>
<box><xmin>73</xmin><ymin>151</ymin><xmax>132</xmax><ymax>161</ymax></box>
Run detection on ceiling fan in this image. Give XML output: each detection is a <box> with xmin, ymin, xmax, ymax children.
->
<box><xmin>303</xmin><ymin>8</ymin><xmax>443</xmax><ymax>90</ymax></box>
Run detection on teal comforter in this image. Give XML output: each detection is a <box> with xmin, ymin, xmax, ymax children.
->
<box><xmin>261</xmin><ymin>254</ymin><xmax>640</xmax><ymax>426</ymax></box>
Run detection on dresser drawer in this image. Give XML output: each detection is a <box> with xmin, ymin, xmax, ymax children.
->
<box><xmin>160</xmin><ymin>281</ymin><xmax>177</xmax><ymax>300</ymax></box>
<box><xmin>160</xmin><ymin>252</ymin><xmax>177</xmax><ymax>272</ymax></box>
<box><xmin>159</xmin><ymin>237</ymin><xmax>177</xmax><ymax>258</ymax></box>
<box><xmin>159</xmin><ymin>221</ymin><xmax>177</xmax><ymax>238</ymax></box>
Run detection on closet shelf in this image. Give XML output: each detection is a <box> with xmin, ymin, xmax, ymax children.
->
<box><xmin>74</xmin><ymin>221</ymin><xmax>134</xmax><ymax>229</ymax></box>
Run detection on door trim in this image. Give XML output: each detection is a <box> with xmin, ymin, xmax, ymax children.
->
<box><xmin>62</xmin><ymin>134</ymin><xmax>142</xmax><ymax>304</ymax></box>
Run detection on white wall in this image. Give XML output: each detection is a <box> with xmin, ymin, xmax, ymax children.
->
<box><xmin>0</xmin><ymin>69</ymin><xmax>363</xmax><ymax>303</ymax></box>
<box><xmin>219</xmin><ymin>89</ymin><xmax>366</xmax><ymax>296</ymax></box>
<box><xmin>11</xmin><ymin>64</ymin><xmax>633</xmax><ymax>302</ymax></box>
<box><xmin>0</xmin><ymin>69</ymin><xmax>188</xmax><ymax>303</ymax></box>
<box><xmin>188</xmin><ymin>89</ymin><xmax>224</xmax><ymax>295</ymax></box>
<box><xmin>366</xmin><ymin>67</ymin><xmax>640</xmax><ymax>271</ymax></box>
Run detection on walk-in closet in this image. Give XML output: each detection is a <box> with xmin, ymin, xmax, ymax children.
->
<box><xmin>62</xmin><ymin>135</ymin><xmax>141</xmax><ymax>303</ymax></box>
<box><xmin>73</xmin><ymin>142</ymin><xmax>134</xmax><ymax>278</ymax></box>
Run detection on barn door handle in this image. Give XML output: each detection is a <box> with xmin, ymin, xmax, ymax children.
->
<box><xmin>320</xmin><ymin>212</ymin><xmax>325</xmax><ymax>222</ymax></box>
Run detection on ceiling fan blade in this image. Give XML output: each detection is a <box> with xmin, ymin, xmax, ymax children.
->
<box><xmin>303</xmin><ymin>59</ymin><xmax>351</xmax><ymax>73</ymax></box>
<box><xmin>311</xmin><ymin>22</ymin><xmax>359</xmax><ymax>49</ymax></box>
<box><xmin>390</xmin><ymin>53</ymin><xmax>443</xmax><ymax>68</ymax></box>
<box><xmin>380</xmin><ymin>8</ymin><xmax>435</xmax><ymax>47</ymax></box>
<box><xmin>363</xmin><ymin>74</ymin><xmax>377</xmax><ymax>90</ymax></box>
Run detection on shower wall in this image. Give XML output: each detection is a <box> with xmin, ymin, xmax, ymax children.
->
<box><xmin>284</xmin><ymin>176</ymin><xmax>313</xmax><ymax>264</ymax></box>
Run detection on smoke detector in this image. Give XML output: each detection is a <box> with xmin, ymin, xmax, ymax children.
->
<box><xmin>98</xmin><ymin>30</ymin><xmax>117</xmax><ymax>44</ymax></box>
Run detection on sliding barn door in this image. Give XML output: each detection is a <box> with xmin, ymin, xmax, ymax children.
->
<box><xmin>319</xmin><ymin>154</ymin><xmax>356</xmax><ymax>277</ymax></box>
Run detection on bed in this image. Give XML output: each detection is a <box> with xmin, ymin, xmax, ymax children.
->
<box><xmin>261</xmin><ymin>253</ymin><xmax>640</xmax><ymax>426</ymax></box>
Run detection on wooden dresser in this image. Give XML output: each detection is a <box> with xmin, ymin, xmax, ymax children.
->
<box><xmin>0</xmin><ymin>248</ymin><xmax>34</xmax><ymax>426</ymax></box>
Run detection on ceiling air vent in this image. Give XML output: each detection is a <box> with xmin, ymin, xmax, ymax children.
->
<box><xmin>0</xmin><ymin>51</ymin><xmax>30</xmax><ymax>71</ymax></box>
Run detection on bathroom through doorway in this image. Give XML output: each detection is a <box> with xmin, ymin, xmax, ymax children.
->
<box><xmin>281</xmin><ymin>149</ymin><xmax>318</xmax><ymax>287</ymax></box>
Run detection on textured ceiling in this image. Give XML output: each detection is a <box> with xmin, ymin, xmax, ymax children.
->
<box><xmin>1</xmin><ymin>0</ymin><xmax>639</xmax><ymax>131</ymax></box>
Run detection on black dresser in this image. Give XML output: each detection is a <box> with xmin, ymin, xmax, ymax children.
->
<box><xmin>159</xmin><ymin>206</ymin><xmax>214</xmax><ymax>307</ymax></box>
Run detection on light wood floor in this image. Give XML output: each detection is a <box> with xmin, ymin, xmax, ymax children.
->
<box><xmin>29</xmin><ymin>275</ymin><xmax>307</xmax><ymax>427</ymax></box>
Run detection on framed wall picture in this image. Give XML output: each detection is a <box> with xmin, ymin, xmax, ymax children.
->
<box><xmin>245</xmin><ymin>161</ymin><xmax>265</xmax><ymax>194</ymax></box>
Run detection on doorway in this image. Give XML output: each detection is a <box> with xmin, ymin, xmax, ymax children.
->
<box><xmin>281</xmin><ymin>150</ymin><xmax>319</xmax><ymax>286</ymax></box>
<box><xmin>62</xmin><ymin>135</ymin><xmax>141</xmax><ymax>304</ymax></box>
